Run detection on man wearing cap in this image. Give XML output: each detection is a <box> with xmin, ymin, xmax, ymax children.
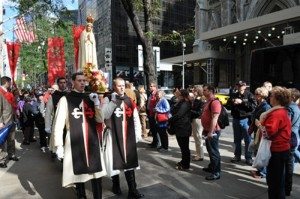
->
<box><xmin>228</xmin><ymin>81</ymin><xmax>256</xmax><ymax>165</ymax></box>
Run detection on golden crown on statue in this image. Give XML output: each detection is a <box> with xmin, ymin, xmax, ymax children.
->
<box><xmin>86</xmin><ymin>14</ymin><xmax>94</xmax><ymax>24</ymax></box>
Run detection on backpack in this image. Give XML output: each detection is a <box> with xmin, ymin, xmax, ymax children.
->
<box><xmin>209</xmin><ymin>99</ymin><xmax>229</xmax><ymax>129</ymax></box>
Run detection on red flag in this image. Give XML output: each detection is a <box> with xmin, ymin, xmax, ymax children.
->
<box><xmin>47</xmin><ymin>37</ymin><xmax>66</xmax><ymax>86</ymax></box>
<box><xmin>72</xmin><ymin>25</ymin><xmax>85</xmax><ymax>72</ymax></box>
<box><xmin>6</xmin><ymin>42</ymin><xmax>21</xmax><ymax>84</ymax></box>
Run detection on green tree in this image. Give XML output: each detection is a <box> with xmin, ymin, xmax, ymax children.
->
<box><xmin>119</xmin><ymin>0</ymin><xmax>161</xmax><ymax>87</ymax></box>
<box><xmin>119</xmin><ymin>0</ymin><xmax>195</xmax><ymax>88</ymax></box>
<box><xmin>12</xmin><ymin>0</ymin><xmax>74</xmax><ymax>87</ymax></box>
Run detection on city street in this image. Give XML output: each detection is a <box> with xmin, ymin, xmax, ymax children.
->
<box><xmin>0</xmin><ymin>125</ymin><xmax>300</xmax><ymax>199</ymax></box>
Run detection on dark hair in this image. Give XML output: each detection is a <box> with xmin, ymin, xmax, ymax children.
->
<box><xmin>71</xmin><ymin>72</ymin><xmax>84</xmax><ymax>81</ymax></box>
<box><xmin>288</xmin><ymin>88</ymin><xmax>300</xmax><ymax>102</ymax></box>
<box><xmin>1</xmin><ymin>76</ymin><xmax>11</xmax><ymax>86</ymax></box>
<box><xmin>179</xmin><ymin>89</ymin><xmax>190</xmax><ymax>101</ymax></box>
<box><xmin>203</xmin><ymin>84</ymin><xmax>216</xmax><ymax>94</ymax></box>
<box><xmin>56</xmin><ymin>77</ymin><xmax>66</xmax><ymax>84</ymax></box>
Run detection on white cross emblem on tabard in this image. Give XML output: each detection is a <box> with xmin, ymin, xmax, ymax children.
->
<box><xmin>114</xmin><ymin>107</ymin><xmax>124</xmax><ymax>118</ymax></box>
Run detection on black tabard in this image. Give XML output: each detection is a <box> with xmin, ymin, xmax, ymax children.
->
<box><xmin>52</xmin><ymin>90</ymin><xmax>67</xmax><ymax>113</ymax></box>
<box><xmin>66</xmin><ymin>91</ymin><xmax>102</xmax><ymax>175</ymax></box>
<box><xmin>111</xmin><ymin>95</ymin><xmax>139</xmax><ymax>170</ymax></box>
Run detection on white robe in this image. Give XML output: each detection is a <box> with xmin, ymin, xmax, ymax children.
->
<box><xmin>78</xmin><ymin>29</ymin><xmax>98</xmax><ymax>72</ymax></box>
<box><xmin>101</xmin><ymin>97</ymin><xmax>142</xmax><ymax>177</ymax></box>
<box><xmin>53</xmin><ymin>96</ymin><xmax>106</xmax><ymax>188</ymax></box>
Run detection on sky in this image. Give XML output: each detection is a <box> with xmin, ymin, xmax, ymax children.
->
<box><xmin>2</xmin><ymin>0</ymin><xmax>78</xmax><ymax>41</ymax></box>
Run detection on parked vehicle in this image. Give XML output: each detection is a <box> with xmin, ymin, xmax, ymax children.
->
<box><xmin>160</xmin><ymin>87</ymin><xmax>174</xmax><ymax>101</ymax></box>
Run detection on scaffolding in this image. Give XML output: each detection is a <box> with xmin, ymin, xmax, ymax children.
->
<box><xmin>206</xmin><ymin>58</ymin><xmax>214</xmax><ymax>85</ymax></box>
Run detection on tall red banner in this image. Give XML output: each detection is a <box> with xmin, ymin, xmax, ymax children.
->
<box><xmin>47</xmin><ymin>37</ymin><xmax>66</xmax><ymax>86</ymax></box>
<box><xmin>72</xmin><ymin>25</ymin><xmax>85</xmax><ymax>72</ymax></box>
<box><xmin>6</xmin><ymin>42</ymin><xmax>21</xmax><ymax>84</ymax></box>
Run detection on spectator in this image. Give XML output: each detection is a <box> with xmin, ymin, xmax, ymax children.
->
<box><xmin>125</xmin><ymin>81</ymin><xmax>137</xmax><ymax>103</ymax></box>
<box><xmin>285</xmin><ymin>88</ymin><xmax>300</xmax><ymax>196</ymax></box>
<box><xmin>138</xmin><ymin>85</ymin><xmax>148</xmax><ymax>138</ymax></box>
<box><xmin>147</xmin><ymin>82</ymin><xmax>160</xmax><ymax>148</ymax></box>
<box><xmin>190</xmin><ymin>85</ymin><xmax>205</xmax><ymax>161</ymax></box>
<box><xmin>201</xmin><ymin>85</ymin><xmax>222</xmax><ymax>180</ymax></box>
<box><xmin>249</xmin><ymin>87</ymin><xmax>271</xmax><ymax>178</ymax></box>
<box><xmin>228</xmin><ymin>81</ymin><xmax>256</xmax><ymax>165</ymax></box>
<box><xmin>0</xmin><ymin>76</ymin><xmax>18</xmax><ymax>168</ymax></box>
<box><xmin>169</xmin><ymin>89</ymin><xmax>192</xmax><ymax>170</ymax></box>
<box><xmin>155</xmin><ymin>90</ymin><xmax>171</xmax><ymax>152</ymax></box>
<box><xmin>255</xmin><ymin>86</ymin><xmax>291</xmax><ymax>199</ymax></box>
<box><xmin>21</xmin><ymin>96</ymin><xmax>35</xmax><ymax>145</ymax></box>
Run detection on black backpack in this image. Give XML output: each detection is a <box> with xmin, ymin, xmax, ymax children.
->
<box><xmin>209</xmin><ymin>99</ymin><xmax>229</xmax><ymax>129</ymax></box>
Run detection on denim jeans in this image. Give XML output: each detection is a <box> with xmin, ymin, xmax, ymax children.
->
<box><xmin>205</xmin><ymin>131</ymin><xmax>221</xmax><ymax>174</ymax></box>
<box><xmin>232</xmin><ymin>118</ymin><xmax>252</xmax><ymax>160</ymax></box>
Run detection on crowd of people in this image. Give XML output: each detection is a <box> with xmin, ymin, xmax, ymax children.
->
<box><xmin>0</xmin><ymin>74</ymin><xmax>300</xmax><ymax>199</ymax></box>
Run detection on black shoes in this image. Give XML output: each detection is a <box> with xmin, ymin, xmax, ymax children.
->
<box><xmin>0</xmin><ymin>163</ymin><xmax>7</xmax><ymax>168</ymax></box>
<box><xmin>157</xmin><ymin>147</ymin><xmax>168</xmax><ymax>152</ymax></box>
<box><xmin>205</xmin><ymin>173</ymin><xmax>220</xmax><ymax>181</ymax></box>
<box><xmin>29</xmin><ymin>139</ymin><xmax>37</xmax><ymax>142</ymax></box>
<box><xmin>8</xmin><ymin>155</ymin><xmax>19</xmax><ymax>161</ymax></box>
<box><xmin>128</xmin><ymin>191</ymin><xmax>144</xmax><ymax>199</ymax></box>
<box><xmin>231</xmin><ymin>156</ymin><xmax>241</xmax><ymax>163</ymax></box>
<box><xmin>245</xmin><ymin>159</ymin><xmax>253</xmax><ymax>166</ymax></box>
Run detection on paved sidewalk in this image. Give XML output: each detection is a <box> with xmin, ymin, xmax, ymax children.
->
<box><xmin>0</xmin><ymin>127</ymin><xmax>300</xmax><ymax>199</ymax></box>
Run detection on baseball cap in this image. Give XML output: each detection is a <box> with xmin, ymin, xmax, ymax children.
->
<box><xmin>236</xmin><ymin>80</ymin><xmax>247</xmax><ymax>87</ymax></box>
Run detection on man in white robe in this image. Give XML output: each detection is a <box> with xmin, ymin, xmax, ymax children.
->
<box><xmin>101</xmin><ymin>77</ymin><xmax>144</xmax><ymax>199</ymax></box>
<box><xmin>53</xmin><ymin>72</ymin><xmax>105</xmax><ymax>198</ymax></box>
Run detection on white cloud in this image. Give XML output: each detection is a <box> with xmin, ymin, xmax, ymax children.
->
<box><xmin>3</xmin><ymin>0</ymin><xmax>19</xmax><ymax>7</ymax></box>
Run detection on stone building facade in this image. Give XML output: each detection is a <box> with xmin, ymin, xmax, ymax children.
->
<box><xmin>163</xmin><ymin>0</ymin><xmax>300</xmax><ymax>88</ymax></box>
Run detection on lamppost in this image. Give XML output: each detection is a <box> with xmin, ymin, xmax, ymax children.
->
<box><xmin>173</xmin><ymin>30</ymin><xmax>186</xmax><ymax>89</ymax></box>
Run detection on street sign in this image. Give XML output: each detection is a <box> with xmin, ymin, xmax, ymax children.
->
<box><xmin>137</xmin><ymin>45</ymin><xmax>160</xmax><ymax>72</ymax></box>
<box><xmin>104</xmin><ymin>47</ymin><xmax>112</xmax><ymax>70</ymax></box>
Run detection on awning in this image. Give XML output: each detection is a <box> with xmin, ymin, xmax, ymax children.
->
<box><xmin>200</xmin><ymin>6</ymin><xmax>300</xmax><ymax>41</ymax></box>
<box><xmin>161</xmin><ymin>50</ymin><xmax>234</xmax><ymax>64</ymax></box>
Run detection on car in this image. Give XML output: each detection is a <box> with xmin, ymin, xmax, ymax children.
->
<box><xmin>160</xmin><ymin>87</ymin><xmax>174</xmax><ymax>101</ymax></box>
<box><xmin>215</xmin><ymin>93</ymin><xmax>230</xmax><ymax>106</ymax></box>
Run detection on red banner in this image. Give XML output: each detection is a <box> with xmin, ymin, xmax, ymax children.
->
<box><xmin>72</xmin><ymin>25</ymin><xmax>85</xmax><ymax>72</ymax></box>
<box><xmin>6</xmin><ymin>42</ymin><xmax>21</xmax><ymax>84</ymax></box>
<box><xmin>47</xmin><ymin>37</ymin><xmax>66</xmax><ymax>86</ymax></box>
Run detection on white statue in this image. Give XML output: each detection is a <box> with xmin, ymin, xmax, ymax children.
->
<box><xmin>78</xmin><ymin>15</ymin><xmax>98</xmax><ymax>71</ymax></box>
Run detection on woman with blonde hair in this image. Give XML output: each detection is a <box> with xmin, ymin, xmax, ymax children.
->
<box><xmin>249</xmin><ymin>87</ymin><xmax>271</xmax><ymax>178</ymax></box>
<box><xmin>154</xmin><ymin>90</ymin><xmax>171</xmax><ymax>152</ymax></box>
<box><xmin>190</xmin><ymin>85</ymin><xmax>205</xmax><ymax>161</ymax></box>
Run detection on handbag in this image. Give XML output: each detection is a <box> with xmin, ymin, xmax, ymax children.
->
<box><xmin>156</xmin><ymin>112</ymin><xmax>169</xmax><ymax>122</ymax></box>
<box><xmin>167</xmin><ymin>124</ymin><xmax>175</xmax><ymax>135</ymax></box>
<box><xmin>252</xmin><ymin>137</ymin><xmax>272</xmax><ymax>168</ymax></box>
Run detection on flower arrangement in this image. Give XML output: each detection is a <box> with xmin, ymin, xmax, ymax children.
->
<box><xmin>83</xmin><ymin>63</ymin><xmax>107</xmax><ymax>93</ymax></box>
